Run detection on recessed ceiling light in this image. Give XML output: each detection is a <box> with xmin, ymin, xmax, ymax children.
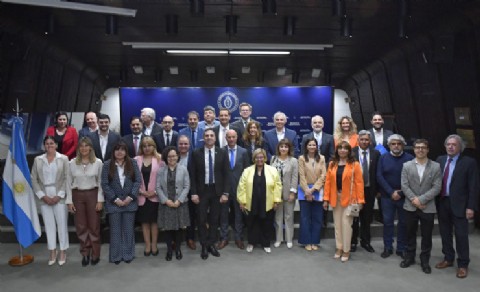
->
<box><xmin>277</xmin><ymin>67</ymin><xmax>286</xmax><ymax>75</ymax></box>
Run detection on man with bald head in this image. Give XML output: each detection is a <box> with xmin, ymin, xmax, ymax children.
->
<box><xmin>217</xmin><ymin>129</ymin><xmax>249</xmax><ymax>250</ymax></box>
<box><xmin>79</xmin><ymin>111</ymin><xmax>98</xmax><ymax>138</ymax></box>
<box><xmin>264</xmin><ymin>111</ymin><xmax>299</xmax><ymax>159</ymax></box>
<box><xmin>300</xmin><ymin>115</ymin><xmax>335</xmax><ymax>164</ymax></box>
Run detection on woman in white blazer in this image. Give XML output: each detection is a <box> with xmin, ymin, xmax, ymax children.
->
<box><xmin>31</xmin><ymin>136</ymin><xmax>70</xmax><ymax>266</ymax></box>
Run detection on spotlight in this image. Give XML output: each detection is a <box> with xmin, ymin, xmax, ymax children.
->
<box><xmin>190</xmin><ymin>0</ymin><xmax>204</xmax><ymax>15</ymax></box>
<box><xmin>165</xmin><ymin>14</ymin><xmax>178</xmax><ymax>35</ymax></box>
<box><xmin>262</xmin><ymin>0</ymin><xmax>277</xmax><ymax>15</ymax></box>
<box><xmin>283</xmin><ymin>16</ymin><xmax>296</xmax><ymax>36</ymax></box>
<box><xmin>106</xmin><ymin>15</ymin><xmax>118</xmax><ymax>35</ymax></box>
<box><xmin>225</xmin><ymin>15</ymin><xmax>238</xmax><ymax>35</ymax></box>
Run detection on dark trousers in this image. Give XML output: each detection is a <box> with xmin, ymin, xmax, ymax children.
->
<box><xmin>381</xmin><ymin>197</ymin><xmax>406</xmax><ymax>252</ymax></box>
<box><xmin>198</xmin><ymin>185</ymin><xmax>221</xmax><ymax>246</ymax></box>
<box><xmin>437</xmin><ymin>197</ymin><xmax>470</xmax><ymax>268</ymax></box>
<box><xmin>405</xmin><ymin>209</ymin><xmax>434</xmax><ymax>264</ymax></box>
<box><xmin>186</xmin><ymin>198</ymin><xmax>197</xmax><ymax>241</ymax></box>
<box><xmin>219</xmin><ymin>195</ymin><xmax>244</xmax><ymax>241</ymax></box>
<box><xmin>165</xmin><ymin>230</ymin><xmax>184</xmax><ymax>251</ymax></box>
<box><xmin>246</xmin><ymin>210</ymin><xmax>274</xmax><ymax>247</ymax></box>
<box><xmin>298</xmin><ymin>200</ymin><xmax>323</xmax><ymax>245</ymax></box>
<box><xmin>352</xmin><ymin>187</ymin><xmax>375</xmax><ymax>245</ymax></box>
<box><xmin>72</xmin><ymin>188</ymin><xmax>101</xmax><ymax>259</ymax></box>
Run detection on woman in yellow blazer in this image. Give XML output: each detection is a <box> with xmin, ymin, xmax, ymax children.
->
<box><xmin>237</xmin><ymin>148</ymin><xmax>282</xmax><ymax>253</ymax></box>
<box><xmin>323</xmin><ymin>141</ymin><xmax>364</xmax><ymax>262</ymax></box>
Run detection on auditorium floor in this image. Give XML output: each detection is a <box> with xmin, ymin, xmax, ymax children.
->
<box><xmin>1</xmin><ymin>232</ymin><xmax>478</xmax><ymax>292</ymax></box>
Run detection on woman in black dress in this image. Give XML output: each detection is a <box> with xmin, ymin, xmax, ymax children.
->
<box><xmin>156</xmin><ymin>146</ymin><xmax>190</xmax><ymax>261</ymax></box>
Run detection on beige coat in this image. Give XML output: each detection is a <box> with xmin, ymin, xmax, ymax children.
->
<box><xmin>31</xmin><ymin>152</ymin><xmax>69</xmax><ymax>205</ymax></box>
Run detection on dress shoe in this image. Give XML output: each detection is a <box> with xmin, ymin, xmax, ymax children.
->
<box><xmin>396</xmin><ymin>250</ymin><xmax>405</xmax><ymax>259</ymax></box>
<box><xmin>235</xmin><ymin>240</ymin><xmax>245</xmax><ymax>250</ymax></box>
<box><xmin>264</xmin><ymin>247</ymin><xmax>271</xmax><ymax>253</ymax></box>
<box><xmin>165</xmin><ymin>251</ymin><xmax>173</xmax><ymax>261</ymax></box>
<box><xmin>90</xmin><ymin>258</ymin><xmax>100</xmax><ymax>266</ymax></box>
<box><xmin>273</xmin><ymin>242</ymin><xmax>281</xmax><ymax>248</ymax></box>
<box><xmin>286</xmin><ymin>242</ymin><xmax>293</xmax><ymax>249</ymax></box>
<box><xmin>125</xmin><ymin>259</ymin><xmax>132</xmax><ymax>264</ymax></box>
<box><xmin>435</xmin><ymin>260</ymin><xmax>453</xmax><ymax>269</ymax></box>
<box><xmin>421</xmin><ymin>264</ymin><xmax>432</xmax><ymax>274</ymax></box>
<box><xmin>216</xmin><ymin>240</ymin><xmax>228</xmax><ymax>250</ymax></box>
<box><xmin>187</xmin><ymin>239</ymin><xmax>197</xmax><ymax>250</ymax></box>
<box><xmin>350</xmin><ymin>244</ymin><xmax>357</xmax><ymax>252</ymax></box>
<box><xmin>201</xmin><ymin>245</ymin><xmax>209</xmax><ymax>260</ymax></box>
<box><xmin>114</xmin><ymin>261</ymin><xmax>121</xmax><ymax>265</ymax></box>
<box><xmin>208</xmin><ymin>245</ymin><xmax>220</xmax><ymax>257</ymax></box>
<box><xmin>48</xmin><ymin>250</ymin><xmax>57</xmax><ymax>266</ymax></box>
<box><xmin>380</xmin><ymin>249</ymin><xmax>393</xmax><ymax>258</ymax></box>
<box><xmin>400</xmin><ymin>259</ymin><xmax>415</xmax><ymax>268</ymax></box>
<box><xmin>81</xmin><ymin>256</ymin><xmax>90</xmax><ymax>267</ymax></box>
<box><xmin>341</xmin><ymin>252</ymin><xmax>350</xmax><ymax>262</ymax></box>
<box><xmin>361</xmin><ymin>243</ymin><xmax>375</xmax><ymax>253</ymax></box>
<box><xmin>246</xmin><ymin>244</ymin><xmax>254</xmax><ymax>253</ymax></box>
<box><xmin>151</xmin><ymin>248</ymin><xmax>159</xmax><ymax>256</ymax></box>
<box><xmin>58</xmin><ymin>252</ymin><xmax>67</xmax><ymax>266</ymax></box>
<box><xmin>175</xmin><ymin>249</ymin><xmax>183</xmax><ymax>260</ymax></box>
<box><xmin>334</xmin><ymin>249</ymin><xmax>342</xmax><ymax>259</ymax></box>
<box><xmin>456</xmin><ymin>267</ymin><xmax>468</xmax><ymax>279</ymax></box>
<box><xmin>144</xmin><ymin>251</ymin><xmax>151</xmax><ymax>257</ymax></box>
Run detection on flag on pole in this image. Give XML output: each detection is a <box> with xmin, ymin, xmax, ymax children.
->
<box><xmin>2</xmin><ymin>116</ymin><xmax>41</xmax><ymax>248</ymax></box>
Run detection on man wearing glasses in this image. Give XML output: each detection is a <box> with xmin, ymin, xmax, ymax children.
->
<box><xmin>376</xmin><ymin>134</ymin><xmax>413</xmax><ymax>259</ymax></box>
<box><xmin>153</xmin><ymin>115</ymin><xmax>178</xmax><ymax>153</ymax></box>
<box><xmin>232</xmin><ymin>102</ymin><xmax>257</xmax><ymax>133</ymax></box>
<box><xmin>400</xmin><ymin>139</ymin><xmax>441</xmax><ymax>274</ymax></box>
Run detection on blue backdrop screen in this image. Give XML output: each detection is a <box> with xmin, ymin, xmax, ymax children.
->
<box><xmin>120</xmin><ymin>87</ymin><xmax>333</xmax><ymax>139</ymax></box>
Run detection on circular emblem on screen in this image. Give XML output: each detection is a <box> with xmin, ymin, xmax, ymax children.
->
<box><xmin>217</xmin><ymin>91</ymin><xmax>239</xmax><ymax>112</ymax></box>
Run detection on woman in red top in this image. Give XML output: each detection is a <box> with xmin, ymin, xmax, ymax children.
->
<box><xmin>46</xmin><ymin>112</ymin><xmax>78</xmax><ymax>160</ymax></box>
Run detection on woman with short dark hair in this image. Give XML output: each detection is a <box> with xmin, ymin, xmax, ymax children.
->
<box><xmin>46</xmin><ymin>112</ymin><xmax>78</xmax><ymax>160</ymax></box>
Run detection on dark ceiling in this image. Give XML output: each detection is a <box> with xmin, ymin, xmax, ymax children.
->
<box><xmin>0</xmin><ymin>0</ymin><xmax>473</xmax><ymax>88</ymax></box>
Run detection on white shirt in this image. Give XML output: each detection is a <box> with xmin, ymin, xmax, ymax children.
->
<box><xmin>116</xmin><ymin>162</ymin><xmax>126</xmax><ymax>188</ymax></box>
<box><xmin>179</xmin><ymin>153</ymin><xmax>189</xmax><ymax>168</ymax></box>
<box><xmin>204</xmin><ymin>147</ymin><xmax>216</xmax><ymax>184</ymax></box>
<box><xmin>314</xmin><ymin>131</ymin><xmax>323</xmax><ymax>147</ymax></box>
<box><xmin>39</xmin><ymin>153</ymin><xmax>59</xmax><ymax>198</ymax></box>
<box><xmin>99</xmin><ymin>130</ymin><xmax>109</xmax><ymax>159</ymax></box>
<box><xmin>276</xmin><ymin>129</ymin><xmax>285</xmax><ymax>141</ymax></box>
<box><xmin>415</xmin><ymin>159</ymin><xmax>427</xmax><ymax>182</ymax></box>
<box><xmin>373</xmin><ymin>128</ymin><xmax>384</xmax><ymax>145</ymax></box>
<box><xmin>144</xmin><ymin>124</ymin><xmax>153</xmax><ymax>136</ymax></box>
<box><xmin>219</xmin><ymin>126</ymin><xmax>229</xmax><ymax>148</ymax></box>
<box><xmin>163</xmin><ymin>131</ymin><xmax>172</xmax><ymax>146</ymax></box>
<box><xmin>66</xmin><ymin>159</ymin><xmax>104</xmax><ymax>204</ymax></box>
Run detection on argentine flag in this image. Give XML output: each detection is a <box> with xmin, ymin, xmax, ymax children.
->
<box><xmin>2</xmin><ymin>116</ymin><xmax>41</xmax><ymax>248</ymax></box>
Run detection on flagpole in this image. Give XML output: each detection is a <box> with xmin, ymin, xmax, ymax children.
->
<box><xmin>8</xmin><ymin>99</ymin><xmax>35</xmax><ymax>266</ymax></box>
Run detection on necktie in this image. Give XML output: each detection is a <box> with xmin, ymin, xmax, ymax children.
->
<box><xmin>166</xmin><ymin>133</ymin><xmax>170</xmax><ymax>146</ymax></box>
<box><xmin>230</xmin><ymin>149</ymin><xmax>235</xmax><ymax>169</ymax></box>
<box><xmin>441</xmin><ymin>158</ymin><xmax>453</xmax><ymax>196</ymax></box>
<box><xmin>362</xmin><ymin>151</ymin><xmax>369</xmax><ymax>186</ymax></box>
<box><xmin>191</xmin><ymin>130</ymin><xmax>196</xmax><ymax>148</ymax></box>
<box><xmin>208</xmin><ymin>149</ymin><xmax>214</xmax><ymax>184</ymax></box>
<box><xmin>133</xmin><ymin>136</ymin><xmax>139</xmax><ymax>155</ymax></box>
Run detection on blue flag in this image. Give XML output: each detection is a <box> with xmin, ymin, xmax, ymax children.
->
<box><xmin>2</xmin><ymin>116</ymin><xmax>41</xmax><ymax>248</ymax></box>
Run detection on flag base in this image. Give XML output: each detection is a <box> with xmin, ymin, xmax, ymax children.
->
<box><xmin>8</xmin><ymin>255</ymin><xmax>34</xmax><ymax>266</ymax></box>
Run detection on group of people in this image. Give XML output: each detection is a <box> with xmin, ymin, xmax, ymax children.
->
<box><xmin>30</xmin><ymin>106</ymin><xmax>478</xmax><ymax>280</ymax></box>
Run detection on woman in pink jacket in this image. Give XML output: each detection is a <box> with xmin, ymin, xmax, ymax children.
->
<box><xmin>135</xmin><ymin>136</ymin><xmax>164</xmax><ymax>256</ymax></box>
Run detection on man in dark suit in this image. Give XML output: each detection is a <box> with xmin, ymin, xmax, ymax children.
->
<box><xmin>231</xmin><ymin>102</ymin><xmax>257</xmax><ymax>133</ymax></box>
<box><xmin>88</xmin><ymin>113</ymin><xmax>121</xmax><ymax>162</ymax></box>
<box><xmin>368</xmin><ymin>112</ymin><xmax>394</xmax><ymax>153</ymax></box>
<box><xmin>351</xmin><ymin>130</ymin><xmax>380</xmax><ymax>253</ymax></box>
<box><xmin>178</xmin><ymin>111</ymin><xmax>205</xmax><ymax>152</ymax></box>
<box><xmin>122</xmin><ymin>116</ymin><xmax>144</xmax><ymax>158</ymax></box>
<box><xmin>300</xmin><ymin>115</ymin><xmax>335</xmax><ymax>164</ymax></box>
<box><xmin>141</xmin><ymin>107</ymin><xmax>162</xmax><ymax>136</ymax></box>
<box><xmin>213</xmin><ymin>108</ymin><xmax>243</xmax><ymax>148</ymax></box>
<box><xmin>152</xmin><ymin>115</ymin><xmax>178</xmax><ymax>154</ymax></box>
<box><xmin>264</xmin><ymin>111</ymin><xmax>299</xmax><ymax>159</ymax></box>
<box><xmin>435</xmin><ymin>134</ymin><xmax>479</xmax><ymax>279</ymax></box>
<box><xmin>78</xmin><ymin>111</ymin><xmax>98</xmax><ymax>138</ymax></box>
<box><xmin>190</xmin><ymin>128</ymin><xmax>230</xmax><ymax>259</ymax></box>
<box><xmin>217</xmin><ymin>129</ymin><xmax>250</xmax><ymax>250</ymax></box>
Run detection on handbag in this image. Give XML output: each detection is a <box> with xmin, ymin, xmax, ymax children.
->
<box><xmin>345</xmin><ymin>164</ymin><xmax>360</xmax><ymax>217</ymax></box>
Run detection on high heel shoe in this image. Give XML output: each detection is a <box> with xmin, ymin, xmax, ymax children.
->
<box><xmin>144</xmin><ymin>250</ymin><xmax>151</xmax><ymax>257</ymax></box>
<box><xmin>151</xmin><ymin>248</ymin><xmax>159</xmax><ymax>256</ymax></box>
<box><xmin>175</xmin><ymin>249</ymin><xmax>183</xmax><ymax>260</ymax></box>
<box><xmin>58</xmin><ymin>251</ymin><xmax>67</xmax><ymax>266</ymax></box>
<box><xmin>48</xmin><ymin>250</ymin><xmax>57</xmax><ymax>266</ymax></box>
<box><xmin>165</xmin><ymin>250</ymin><xmax>173</xmax><ymax>261</ymax></box>
<box><xmin>81</xmin><ymin>256</ymin><xmax>90</xmax><ymax>267</ymax></box>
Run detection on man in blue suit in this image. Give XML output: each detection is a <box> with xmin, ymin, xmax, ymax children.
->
<box><xmin>178</xmin><ymin>111</ymin><xmax>204</xmax><ymax>152</ymax></box>
<box><xmin>435</xmin><ymin>134</ymin><xmax>479</xmax><ymax>279</ymax></box>
<box><xmin>300</xmin><ymin>115</ymin><xmax>335</xmax><ymax>164</ymax></box>
<box><xmin>264</xmin><ymin>111</ymin><xmax>299</xmax><ymax>159</ymax></box>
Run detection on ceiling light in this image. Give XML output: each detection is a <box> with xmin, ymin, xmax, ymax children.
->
<box><xmin>0</xmin><ymin>0</ymin><xmax>137</xmax><ymax>17</ymax></box>
<box><xmin>277</xmin><ymin>68</ymin><xmax>286</xmax><ymax>76</ymax></box>
<box><xmin>169</xmin><ymin>67</ymin><xmax>179</xmax><ymax>75</ymax></box>
<box><xmin>230</xmin><ymin>51</ymin><xmax>290</xmax><ymax>55</ymax></box>
<box><xmin>123</xmin><ymin>42</ymin><xmax>333</xmax><ymax>51</ymax></box>
<box><xmin>312</xmin><ymin>68</ymin><xmax>321</xmax><ymax>78</ymax></box>
<box><xmin>241</xmin><ymin>67</ymin><xmax>251</xmax><ymax>74</ymax></box>
<box><xmin>206</xmin><ymin>66</ymin><xmax>215</xmax><ymax>74</ymax></box>
<box><xmin>133</xmin><ymin>66</ymin><xmax>143</xmax><ymax>74</ymax></box>
<box><xmin>166</xmin><ymin>50</ymin><xmax>228</xmax><ymax>55</ymax></box>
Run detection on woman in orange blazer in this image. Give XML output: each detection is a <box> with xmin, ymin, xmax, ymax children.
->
<box><xmin>323</xmin><ymin>141</ymin><xmax>364</xmax><ymax>262</ymax></box>
<box><xmin>135</xmin><ymin>136</ymin><xmax>164</xmax><ymax>256</ymax></box>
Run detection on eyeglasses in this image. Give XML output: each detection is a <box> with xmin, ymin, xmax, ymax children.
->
<box><xmin>162</xmin><ymin>121</ymin><xmax>173</xmax><ymax>124</ymax></box>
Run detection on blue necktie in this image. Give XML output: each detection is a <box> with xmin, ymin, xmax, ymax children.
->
<box><xmin>208</xmin><ymin>149</ymin><xmax>213</xmax><ymax>184</ymax></box>
<box><xmin>230</xmin><ymin>149</ymin><xmax>235</xmax><ymax>169</ymax></box>
<box><xmin>191</xmin><ymin>130</ymin><xmax>196</xmax><ymax>148</ymax></box>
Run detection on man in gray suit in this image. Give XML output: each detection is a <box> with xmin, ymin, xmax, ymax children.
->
<box><xmin>400</xmin><ymin>139</ymin><xmax>442</xmax><ymax>274</ymax></box>
<box><xmin>217</xmin><ymin>129</ymin><xmax>250</xmax><ymax>250</ymax></box>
